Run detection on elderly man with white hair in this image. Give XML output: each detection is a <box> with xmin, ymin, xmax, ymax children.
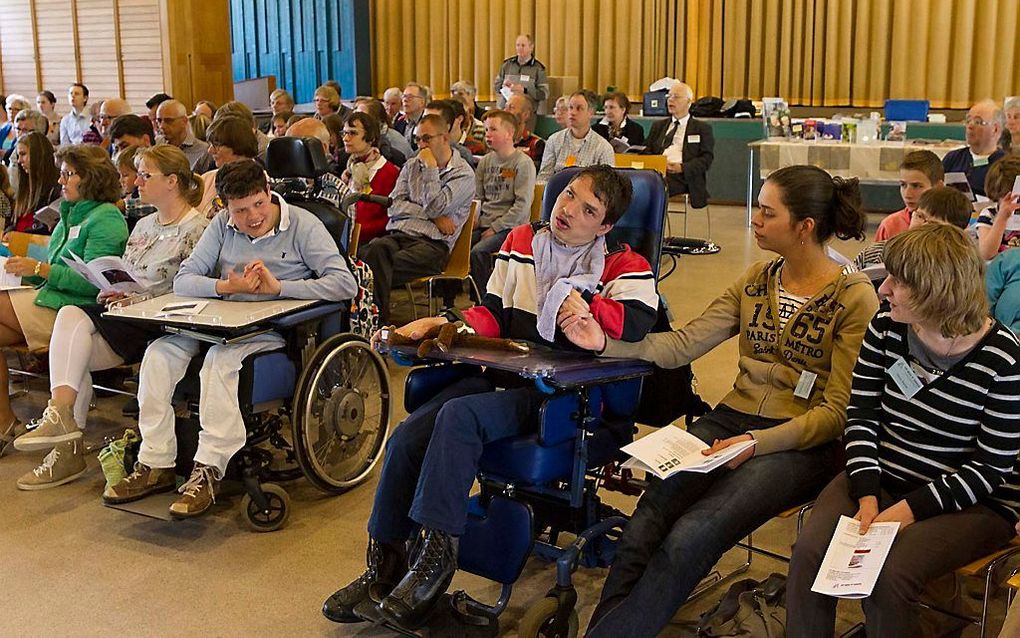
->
<box><xmin>941</xmin><ymin>98</ymin><xmax>1006</xmax><ymax>197</ymax></box>
<box><xmin>382</xmin><ymin>87</ymin><xmax>402</xmax><ymax>123</ymax></box>
<box><xmin>644</xmin><ymin>81</ymin><xmax>715</xmax><ymax>209</ymax></box>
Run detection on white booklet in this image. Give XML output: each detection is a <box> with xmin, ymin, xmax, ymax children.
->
<box><xmin>0</xmin><ymin>256</ymin><xmax>28</xmax><ymax>290</ymax></box>
<box><xmin>810</xmin><ymin>515</ymin><xmax>900</xmax><ymax>599</ymax></box>
<box><xmin>620</xmin><ymin>426</ymin><xmax>756</xmax><ymax>479</ymax></box>
<box><xmin>60</xmin><ymin>250</ymin><xmax>147</xmax><ymax>294</ymax></box>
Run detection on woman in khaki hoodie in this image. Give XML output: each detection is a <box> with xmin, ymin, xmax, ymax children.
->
<box><xmin>563</xmin><ymin>165</ymin><xmax>881</xmax><ymax>637</ymax></box>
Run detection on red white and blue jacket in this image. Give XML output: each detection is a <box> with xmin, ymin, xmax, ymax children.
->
<box><xmin>455</xmin><ymin>222</ymin><xmax>658</xmax><ymax>347</ymax></box>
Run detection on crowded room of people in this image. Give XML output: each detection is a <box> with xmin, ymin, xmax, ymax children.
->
<box><xmin>3</xmin><ymin>1</ymin><xmax>1020</xmax><ymax>636</ymax></box>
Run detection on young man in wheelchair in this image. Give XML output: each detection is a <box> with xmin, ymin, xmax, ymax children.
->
<box><xmin>102</xmin><ymin>159</ymin><xmax>357</xmax><ymax>517</ymax></box>
<box><xmin>324</xmin><ymin>164</ymin><xmax>659</xmax><ymax>629</ymax></box>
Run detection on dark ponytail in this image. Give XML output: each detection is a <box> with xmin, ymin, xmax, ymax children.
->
<box><xmin>766</xmin><ymin>165</ymin><xmax>866</xmax><ymax>242</ymax></box>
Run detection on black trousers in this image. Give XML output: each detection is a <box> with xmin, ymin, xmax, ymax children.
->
<box><xmin>359</xmin><ymin>231</ymin><xmax>449</xmax><ymax>324</ymax></box>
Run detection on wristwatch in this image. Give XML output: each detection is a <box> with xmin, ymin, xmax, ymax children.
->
<box><xmin>32</xmin><ymin>261</ymin><xmax>42</xmax><ymax>277</ymax></box>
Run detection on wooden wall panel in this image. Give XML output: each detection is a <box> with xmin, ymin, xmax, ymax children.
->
<box><xmin>35</xmin><ymin>0</ymin><xmax>79</xmax><ymax>100</ymax></box>
<box><xmin>0</xmin><ymin>1</ymin><xmax>39</xmax><ymax>97</ymax></box>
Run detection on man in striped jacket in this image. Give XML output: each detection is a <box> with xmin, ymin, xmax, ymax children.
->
<box><xmin>324</xmin><ymin>165</ymin><xmax>658</xmax><ymax>629</ymax></box>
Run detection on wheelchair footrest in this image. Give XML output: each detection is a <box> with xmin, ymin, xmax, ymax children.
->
<box><xmin>458</xmin><ymin>495</ymin><xmax>534</xmax><ymax>585</ymax></box>
<box><xmin>354</xmin><ymin>594</ymin><xmax>499</xmax><ymax>637</ymax></box>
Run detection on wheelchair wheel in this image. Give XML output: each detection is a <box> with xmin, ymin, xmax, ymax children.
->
<box><xmin>517</xmin><ymin>596</ymin><xmax>578</xmax><ymax>638</ymax></box>
<box><xmin>292</xmin><ymin>333</ymin><xmax>390</xmax><ymax>494</ymax></box>
<box><xmin>240</xmin><ymin>483</ymin><xmax>290</xmax><ymax>533</ymax></box>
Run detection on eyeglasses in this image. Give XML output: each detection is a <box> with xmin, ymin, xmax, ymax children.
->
<box><xmin>340</xmin><ymin>129</ymin><xmax>361</xmax><ymax>138</ymax></box>
<box><xmin>154</xmin><ymin>117</ymin><xmax>182</xmax><ymax>125</ymax></box>
<box><xmin>136</xmin><ymin>171</ymin><xmax>164</xmax><ymax>182</ymax></box>
<box><xmin>413</xmin><ymin>134</ymin><xmax>438</xmax><ymax>144</ymax></box>
<box><xmin>402</xmin><ymin>93</ymin><xmax>424</xmax><ymax>101</ymax></box>
<box><xmin>15</xmin><ymin>126</ymin><xmax>33</xmax><ymax>135</ymax></box>
<box><xmin>59</xmin><ymin>170</ymin><xmax>78</xmax><ymax>180</ymax></box>
<box><xmin>964</xmin><ymin>117</ymin><xmax>992</xmax><ymax>127</ymax></box>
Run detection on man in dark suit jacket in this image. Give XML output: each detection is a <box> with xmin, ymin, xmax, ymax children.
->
<box><xmin>644</xmin><ymin>82</ymin><xmax>715</xmax><ymax>208</ymax></box>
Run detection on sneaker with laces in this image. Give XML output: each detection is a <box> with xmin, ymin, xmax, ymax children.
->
<box><xmin>169</xmin><ymin>463</ymin><xmax>221</xmax><ymax>518</ymax></box>
<box><xmin>17</xmin><ymin>440</ymin><xmax>87</xmax><ymax>490</ymax></box>
<box><xmin>14</xmin><ymin>401</ymin><xmax>83</xmax><ymax>452</ymax></box>
<box><xmin>102</xmin><ymin>462</ymin><xmax>177</xmax><ymax>504</ymax></box>
<box><xmin>0</xmin><ymin>417</ymin><xmax>26</xmax><ymax>457</ymax></box>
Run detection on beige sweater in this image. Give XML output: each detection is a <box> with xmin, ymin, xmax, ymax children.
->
<box><xmin>604</xmin><ymin>259</ymin><xmax>879</xmax><ymax>455</ymax></box>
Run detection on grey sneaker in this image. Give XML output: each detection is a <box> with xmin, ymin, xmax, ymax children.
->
<box><xmin>14</xmin><ymin>402</ymin><xmax>82</xmax><ymax>452</ymax></box>
<box><xmin>0</xmin><ymin>417</ymin><xmax>26</xmax><ymax>457</ymax></box>
<box><xmin>16</xmin><ymin>440</ymin><xmax>87</xmax><ymax>490</ymax></box>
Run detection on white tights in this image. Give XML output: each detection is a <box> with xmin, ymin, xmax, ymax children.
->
<box><xmin>48</xmin><ymin>305</ymin><xmax>125</xmax><ymax>428</ymax></box>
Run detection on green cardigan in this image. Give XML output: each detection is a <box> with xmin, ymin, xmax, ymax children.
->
<box><xmin>27</xmin><ymin>199</ymin><xmax>129</xmax><ymax>309</ymax></box>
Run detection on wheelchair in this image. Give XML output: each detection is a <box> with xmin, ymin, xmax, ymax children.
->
<box><xmin>109</xmin><ymin>137</ymin><xmax>391</xmax><ymax>532</ymax></box>
<box><xmin>381</xmin><ymin>167</ymin><xmax>696</xmax><ymax>636</ymax></box>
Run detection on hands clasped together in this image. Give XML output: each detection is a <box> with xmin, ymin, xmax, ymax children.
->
<box><xmin>217</xmin><ymin>260</ymin><xmax>283</xmax><ymax>296</ymax></box>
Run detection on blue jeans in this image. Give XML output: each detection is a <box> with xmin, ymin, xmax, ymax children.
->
<box><xmin>585</xmin><ymin>405</ymin><xmax>840</xmax><ymax>638</ymax></box>
<box><xmin>469</xmin><ymin>227</ymin><xmax>512</xmax><ymax>297</ymax></box>
<box><xmin>367</xmin><ymin>376</ymin><xmax>542</xmax><ymax>541</ymax></box>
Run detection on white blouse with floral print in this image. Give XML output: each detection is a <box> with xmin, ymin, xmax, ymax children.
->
<box><xmin>123</xmin><ymin>207</ymin><xmax>208</xmax><ymax>293</ymax></box>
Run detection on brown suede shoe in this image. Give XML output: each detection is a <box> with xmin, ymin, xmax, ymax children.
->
<box><xmin>168</xmin><ymin>463</ymin><xmax>221</xmax><ymax>519</ymax></box>
<box><xmin>102</xmin><ymin>462</ymin><xmax>177</xmax><ymax>504</ymax></box>
<box><xmin>0</xmin><ymin>417</ymin><xmax>26</xmax><ymax>457</ymax></box>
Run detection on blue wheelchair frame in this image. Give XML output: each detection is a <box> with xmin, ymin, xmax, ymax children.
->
<box><xmin>386</xmin><ymin>167</ymin><xmax>669</xmax><ymax>634</ymax></box>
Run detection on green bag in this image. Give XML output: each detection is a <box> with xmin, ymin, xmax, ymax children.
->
<box><xmin>97</xmin><ymin>429</ymin><xmax>140</xmax><ymax>489</ymax></box>
<box><xmin>697</xmin><ymin>574</ymin><xmax>787</xmax><ymax>638</ymax></box>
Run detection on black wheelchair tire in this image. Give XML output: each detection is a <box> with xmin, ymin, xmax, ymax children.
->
<box><xmin>517</xmin><ymin>596</ymin><xmax>578</xmax><ymax>638</ymax></box>
<box><xmin>240</xmin><ymin>483</ymin><xmax>291</xmax><ymax>533</ymax></box>
<box><xmin>291</xmin><ymin>333</ymin><xmax>391</xmax><ymax>494</ymax></box>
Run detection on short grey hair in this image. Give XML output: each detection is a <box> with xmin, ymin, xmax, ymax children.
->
<box><xmin>14</xmin><ymin>109</ymin><xmax>48</xmax><ymax>134</ymax></box>
<box><xmin>1006</xmin><ymin>97</ymin><xmax>1020</xmax><ymax>113</ymax></box>
<box><xmin>5</xmin><ymin>94</ymin><xmax>30</xmax><ymax>112</ymax></box>
<box><xmin>383</xmin><ymin>87</ymin><xmax>401</xmax><ymax>101</ymax></box>
<box><xmin>450</xmin><ymin>81</ymin><xmax>477</xmax><ymax>98</ymax></box>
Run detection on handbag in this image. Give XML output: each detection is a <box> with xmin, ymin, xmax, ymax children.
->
<box><xmin>697</xmin><ymin>574</ymin><xmax>788</xmax><ymax>638</ymax></box>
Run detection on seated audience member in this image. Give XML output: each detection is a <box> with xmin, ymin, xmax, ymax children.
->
<box><xmin>314</xmin><ymin>85</ymin><xmax>352</xmax><ymax>123</ymax></box>
<box><xmin>198</xmin><ymin>116</ymin><xmax>259</xmax><ymax>217</ymax></box>
<box><xmin>95</xmin><ymin>98</ymin><xmax>132</xmax><ymax>152</ymax></box>
<box><xmin>450</xmin><ymin>81</ymin><xmax>485</xmax><ymax>133</ymax></box>
<box><xmin>0</xmin><ymin>145</ymin><xmax>129</xmax><ymax>456</ymax></box>
<box><xmin>60</xmin><ymin>84</ymin><xmax>91</xmax><ymax>146</ymax></box>
<box><xmin>787</xmin><ymin>224</ymin><xmax>1020</xmax><ymax>638</ymax></box>
<box><xmin>155</xmin><ymin>100</ymin><xmax>214</xmax><ymax>173</ymax></box>
<box><xmin>562</xmin><ymin>165</ymin><xmax>878</xmax><ymax>637</ymax></box>
<box><xmin>644</xmin><ymin>82</ymin><xmax>714</xmax><ymax>208</ymax></box>
<box><xmin>269</xmin><ymin>89</ymin><xmax>295</xmax><ymax>126</ymax></box>
<box><xmin>537</xmin><ymin>90</ymin><xmax>615</xmax><ymax>182</ymax></box>
<box><xmin>11</xmin><ymin>132</ymin><xmax>61</xmax><ymax>232</ymax></box>
<box><xmin>189</xmin><ymin>113</ymin><xmax>211</xmax><ymax>142</ymax></box>
<box><xmin>1005</xmin><ymin>97</ymin><xmax>1020</xmax><ymax>155</ymax></box>
<box><xmin>987</xmin><ymin>245</ymin><xmax>1020</xmax><ymax>334</ymax></box>
<box><xmin>324</xmin><ymin>165</ymin><xmax>656</xmax><ymax>629</ymax></box>
<box><xmin>80</xmin><ymin>102</ymin><xmax>105</xmax><ymax>146</ymax></box>
<box><xmin>214</xmin><ymin>101</ymin><xmax>270</xmax><ymax>159</ymax></box>
<box><xmin>6</xmin><ymin>110</ymin><xmax>50</xmax><ymax>178</ymax></box>
<box><xmin>101</xmin><ymin>159</ymin><xmax>356</xmax><ymax>517</ymax></box>
<box><xmin>193</xmin><ymin>100</ymin><xmax>217</xmax><ymax>121</ymax></box>
<box><xmin>0</xmin><ymin>162</ymin><xmax>12</xmax><ymax>229</ymax></box>
<box><xmin>270</xmin><ymin>111</ymin><xmax>293</xmax><ymax>138</ymax></box>
<box><xmin>114</xmin><ymin>145</ymin><xmax>157</xmax><ymax>225</ymax></box>
<box><xmin>353</xmin><ymin>97</ymin><xmax>411</xmax><ymax>165</ymax></box>
<box><xmin>36</xmin><ymin>91</ymin><xmax>61</xmax><ymax>145</ymax></box>
<box><xmin>394</xmin><ymin>82</ymin><xmax>430</xmax><ymax>144</ymax></box>
<box><xmin>339</xmin><ymin>111</ymin><xmax>400</xmax><ymax>243</ymax></box>
<box><xmin>12</xmin><ymin>146</ymin><xmax>208</xmax><ymax>488</ymax></box>
<box><xmin>382</xmin><ymin>87</ymin><xmax>403</xmax><ymax>123</ymax></box>
<box><xmin>321</xmin><ymin>113</ymin><xmax>344</xmax><ymax>161</ymax></box>
<box><xmin>874</xmin><ymin>149</ymin><xmax>945</xmax><ymax>241</ymax></box>
<box><xmin>450</xmin><ymin>95</ymin><xmax>486</xmax><ymax>156</ymax></box>
<box><xmin>942</xmin><ymin>100</ymin><xmax>1006</xmax><ymax>198</ymax></box>
<box><xmin>976</xmin><ymin>155</ymin><xmax>1020</xmax><ymax>259</ymax></box>
<box><xmin>593</xmin><ymin>91</ymin><xmax>645</xmax><ymax>149</ymax></box>
<box><xmin>281</xmin><ymin>118</ymin><xmax>347</xmax><ymax>207</ymax></box>
<box><xmin>145</xmin><ymin>93</ymin><xmax>173</xmax><ymax>123</ymax></box>
<box><xmin>855</xmin><ymin>186</ymin><xmax>971</xmax><ymax>271</ymax></box>
<box><xmin>552</xmin><ymin>95</ymin><xmax>569</xmax><ymax>128</ymax></box>
<box><xmin>0</xmin><ymin>95</ymin><xmax>30</xmax><ymax>154</ymax></box>
<box><xmin>108</xmin><ymin>114</ymin><xmax>154</xmax><ymax>153</ymax></box>
<box><xmin>424</xmin><ymin>100</ymin><xmax>476</xmax><ymax>168</ymax></box>
<box><xmin>359</xmin><ymin>114</ymin><xmax>473</xmax><ymax>325</ymax></box>
<box><xmin>469</xmin><ymin>110</ymin><xmax>536</xmax><ymax>290</ymax></box>
<box><xmin>505</xmin><ymin>94</ymin><xmax>545</xmax><ymax>170</ymax></box>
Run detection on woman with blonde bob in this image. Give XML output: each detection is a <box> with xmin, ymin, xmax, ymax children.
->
<box><xmin>9</xmin><ymin>145</ymin><xmax>208</xmax><ymax>491</ymax></box>
<box><xmin>787</xmin><ymin>224</ymin><xmax>1020</xmax><ymax>637</ymax></box>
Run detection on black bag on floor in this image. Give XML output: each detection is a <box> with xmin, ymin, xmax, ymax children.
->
<box><xmin>690</xmin><ymin>96</ymin><xmax>724</xmax><ymax>118</ymax></box>
<box><xmin>697</xmin><ymin>573</ymin><xmax>788</xmax><ymax>637</ymax></box>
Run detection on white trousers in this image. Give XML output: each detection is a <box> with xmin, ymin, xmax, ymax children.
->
<box><xmin>48</xmin><ymin>305</ymin><xmax>125</xmax><ymax>429</ymax></box>
<box><xmin>136</xmin><ymin>332</ymin><xmax>285</xmax><ymax>474</ymax></box>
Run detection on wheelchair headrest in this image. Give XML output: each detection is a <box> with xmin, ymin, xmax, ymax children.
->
<box><xmin>265</xmin><ymin>136</ymin><xmax>331</xmax><ymax>180</ymax></box>
<box><xmin>541</xmin><ymin>167</ymin><xmax>667</xmax><ymax>278</ymax></box>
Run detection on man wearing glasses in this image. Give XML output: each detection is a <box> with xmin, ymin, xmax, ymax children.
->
<box><xmin>394</xmin><ymin>82</ymin><xmax>430</xmax><ymax>146</ymax></box>
<box><xmin>154</xmin><ymin>99</ymin><xmax>214</xmax><ymax>173</ymax></box>
<box><xmin>359</xmin><ymin>114</ymin><xmax>474</xmax><ymax>325</ymax></box>
<box><xmin>942</xmin><ymin>99</ymin><xmax>1006</xmax><ymax>197</ymax></box>
<box><xmin>95</xmin><ymin>98</ymin><xmax>132</xmax><ymax>155</ymax></box>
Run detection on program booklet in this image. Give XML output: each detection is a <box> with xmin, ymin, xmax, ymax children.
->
<box><xmin>810</xmin><ymin>515</ymin><xmax>899</xmax><ymax>599</ymax></box>
<box><xmin>0</xmin><ymin>256</ymin><xmax>29</xmax><ymax>290</ymax></box>
<box><xmin>60</xmin><ymin>250</ymin><xmax>148</xmax><ymax>294</ymax></box>
<box><xmin>620</xmin><ymin>426</ymin><xmax>756</xmax><ymax>479</ymax></box>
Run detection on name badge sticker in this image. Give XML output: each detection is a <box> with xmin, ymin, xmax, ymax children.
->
<box><xmin>68</xmin><ymin>225</ymin><xmax>82</xmax><ymax>240</ymax></box>
<box><xmin>564</xmin><ymin>155</ymin><xmax>578</xmax><ymax>167</ymax></box>
<box><xmin>973</xmin><ymin>156</ymin><xmax>990</xmax><ymax>167</ymax></box>
<box><xmin>889</xmin><ymin>356</ymin><xmax>924</xmax><ymax>398</ymax></box>
<box><xmin>688</xmin><ymin>134</ymin><xmax>701</xmax><ymax>144</ymax></box>
<box><xmin>793</xmin><ymin>370</ymin><xmax>818</xmax><ymax>399</ymax></box>
<box><xmin>519</xmin><ymin>74</ymin><xmax>530</xmax><ymax>82</ymax></box>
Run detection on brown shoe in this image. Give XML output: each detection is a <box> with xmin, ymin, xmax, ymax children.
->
<box><xmin>169</xmin><ymin>463</ymin><xmax>221</xmax><ymax>519</ymax></box>
<box><xmin>0</xmin><ymin>417</ymin><xmax>26</xmax><ymax>457</ymax></box>
<box><xmin>102</xmin><ymin>462</ymin><xmax>177</xmax><ymax>504</ymax></box>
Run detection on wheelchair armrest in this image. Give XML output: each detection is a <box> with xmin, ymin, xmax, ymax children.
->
<box><xmin>268</xmin><ymin>302</ymin><xmax>344</xmax><ymax>329</ymax></box>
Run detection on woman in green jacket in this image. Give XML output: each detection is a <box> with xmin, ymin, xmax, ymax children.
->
<box><xmin>0</xmin><ymin>144</ymin><xmax>128</xmax><ymax>454</ymax></box>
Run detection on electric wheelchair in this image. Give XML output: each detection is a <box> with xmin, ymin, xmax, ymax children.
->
<box><xmin>380</xmin><ymin>167</ymin><xmax>698</xmax><ymax>636</ymax></box>
<box><xmin>106</xmin><ymin>137</ymin><xmax>391</xmax><ymax>532</ymax></box>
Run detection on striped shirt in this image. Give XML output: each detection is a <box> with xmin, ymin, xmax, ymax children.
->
<box><xmin>537</xmin><ymin>128</ymin><xmax>615</xmax><ymax>182</ymax></box>
<box><xmin>844</xmin><ymin>310</ymin><xmax>1020</xmax><ymax>523</ymax></box>
<box><xmin>385</xmin><ymin>150</ymin><xmax>475</xmax><ymax>250</ymax></box>
<box><xmin>776</xmin><ymin>282</ymin><xmax>809</xmax><ymax>332</ymax></box>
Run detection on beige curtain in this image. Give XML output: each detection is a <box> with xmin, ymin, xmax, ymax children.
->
<box><xmin>372</xmin><ymin>0</ymin><xmax>1020</xmax><ymax>108</ymax></box>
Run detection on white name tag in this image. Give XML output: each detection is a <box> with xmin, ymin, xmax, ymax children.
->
<box><xmin>889</xmin><ymin>356</ymin><xmax>924</xmax><ymax>398</ymax></box>
<box><xmin>68</xmin><ymin>225</ymin><xmax>81</xmax><ymax>240</ymax></box>
<box><xmin>688</xmin><ymin>135</ymin><xmax>701</xmax><ymax>143</ymax></box>
<box><xmin>519</xmin><ymin>74</ymin><xmax>530</xmax><ymax>82</ymax></box>
<box><xmin>793</xmin><ymin>370</ymin><xmax>818</xmax><ymax>399</ymax></box>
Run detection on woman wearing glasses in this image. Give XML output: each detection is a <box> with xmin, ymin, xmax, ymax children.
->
<box><xmin>0</xmin><ymin>145</ymin><xmax>128</xmax><ymax>459</ymax></box>
<box><xmin>196</xmin><ymin>116</ymin><xmax>260</xmax><ymax>218</ymax></box>
<box><xmin>340</xmin><ymin>112</ymin><xmax>399</xmax><ymax>243</ymax></box>
<box><xmin>9</xmin><ymin>145</ymin><xmax>208</xmax><ymax>490</ymax></box>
